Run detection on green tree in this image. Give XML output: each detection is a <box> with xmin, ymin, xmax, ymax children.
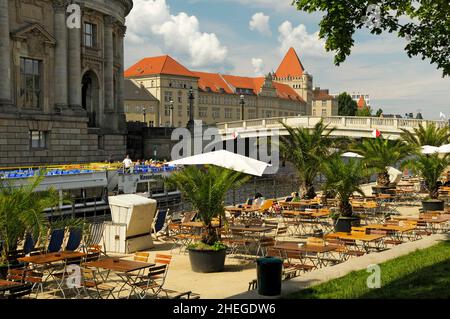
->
<box><xmin>402</xmin><ymin>154</ymin><xmax>450</xmax><ymax>199</ymax></box>
<box><xmin>293</xmin><ymin>0</ymin><xmax>450</xmax><ymax>77</ymax></box>
<box><xmin>375</xmin><ymin>108</ymin><xmax>383</xmax><ymax>117</ymax></box>
<box><xmin>352</xmin><ymin>137</ymin><xmax>412</xmax><ymax>186</ymax></box>
<box><xmin>0</xmin><ymin>174</ymin><xmax>58</xmax><ymax>266</ymax></box>
<box><xmin>356</xmin><ymin>106</ymin><xmax>372</xmax><ymax>117</ymax></box>
<box><xmin>322</xmin><ymin>156</ymin><xmax>369</xmax><ymax>217</ymax></box>
<box><xmin>279</xmin><ymin>120</ymin><xmax>343</xmax><ymax>199</ymax></box>
<box><xmin>337</xmin><ymin>92</ymin><xmax>358</xmax><ymax>116</ymax></box>
<box><xmin>166</xmin><ymin>166</ymin><xmax>251</xmax><ymax>246</ymax></box>
<box><xmin>400</xmin><ymin>122</ymin><xmax>450</xmax><ymax>148</ymax></box>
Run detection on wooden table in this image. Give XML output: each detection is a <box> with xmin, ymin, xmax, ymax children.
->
<box><xmin>274</xmin><ymin>242</ymin><xmax>339</xmax><ymax>267</ymax></box>
<box><xmin>325</xmin><ymin>232</ymin><xmax>385</xmax><ymax>252</ymax></box>
<box><xmin>363</xmin><ymin>224</ymin><xmax>416</xmax><ymax>233</ymax></box>
<box><xmin>18</xmin><ymin>251</ymin><xmax>86</xmax><ymax>265</ymax></box>
<box><xmin>84</xmin><ymin>257</ymin><xmax>155</xmax><ymax>298</ymax></box>
<box><xmin>229</xmin><ymin>226</ymin><xmax>275</xmax><ymax>233</ymax></box>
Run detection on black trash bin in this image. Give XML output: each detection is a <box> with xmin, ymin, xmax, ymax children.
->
<box><xmin>256</xmin><ymin>256</ymin><xmax>283</xmax><ymax>296</ymax></box>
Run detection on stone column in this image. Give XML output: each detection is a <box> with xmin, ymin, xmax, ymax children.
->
<box><xmin>116</xmin><ymin>25</ymin><xmax>126</xmax><ymax>131</ymax></box>
<box><xmin>117</xmin><ymin>25</ymin><xmax>126</xmax><ymax>114</ymax></box>
<box><xmin>104</xmin><ymin>15</ymin><xmax>114</xmax><ymax>111</ymax></box>
<box><xmin>68</xmin><ymin>22</ymin><xmax>82</xmax><ymax>108</ymax></box>
<box><xmin>53</xmin><ymin>1</ymin><xmax>69</xmax><ymax>111</ymax></box>
<box><xmin>0</xmin><ymin>0</ymin><xmax>11</xmax><ymax>104</ymax></box>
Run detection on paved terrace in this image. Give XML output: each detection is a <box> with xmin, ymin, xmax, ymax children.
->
<box><xmin>217</xmin><ymin>116</ymin><xmax>448</xmax><ymax>140</ymax></box>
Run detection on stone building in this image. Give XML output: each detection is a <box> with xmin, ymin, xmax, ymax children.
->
<box><xmin>125</xmin><ymin>47</ymin><xmax>323</xmax><ymax>127</ymax></box>
<box><xmin>124</xmin><ymin>79</ymin><xmax>159</xmax><ymax>127</ymax></box>
<box><xmin>0</xmin><ymin>0</ymin><xmax>133</xmax><ymax>168</ymax></box>
<box><xmin>312</xmin><ymin>88</ymin><xmax>338</xmax><ymax>117</ymax></box>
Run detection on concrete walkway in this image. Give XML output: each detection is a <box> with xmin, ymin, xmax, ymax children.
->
<box><xmin>228</xmin><ymin>233</ymin><xmax>450</xmax><ymax>299</ymax></box>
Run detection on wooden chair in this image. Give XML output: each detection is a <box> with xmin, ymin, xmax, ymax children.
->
<box><xmin>79</xmin><ymin>268</ymin><xmax>115</xmax><ymax>299</ymax></box>
<box><xmin>129</xmin><ymin>264</ymin><xmax>170</xmax><ymax>299</ymax></box>
<box><xmin>282</xmin><ymin>250</ymin><xmax>315</xmax><ymax>274</ymax></box>
<box><xmin>23</xmin><ymin>271</ymin><xmax>44</xmax><ymax>299</ymax></box>
<box><xmin>133</xmin><ymin>252</ymin><xmax>150</xmax><ymax>263</ymax></box>
<box><xmin>6</xmin><ymin>268</ymin><xmax>26</xmax><ymax>283</ymax></box>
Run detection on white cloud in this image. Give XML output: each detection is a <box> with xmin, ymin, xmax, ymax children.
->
<box><xmin>251</xmin><ymin>58</ymin><xmax>265</xmax><ymax>75</ymax></box>
<box><xmin>125</xmin><ymin>0</ymin><xmax>227</xmax><ymax>68</ymax></box>
<box><xmin>249</xmin><ymin>12</ymin><xmax>271</xmax><ymax>36</ymax></box>
<box><xmin>227</xmin><ymin>0</ymin><xmax>293</xmax><ymax>12</ymax></box>
<box><xmin>277</xmin><ymin>21</ymin><xmax>327</xmax><ymax>57</ymax></box>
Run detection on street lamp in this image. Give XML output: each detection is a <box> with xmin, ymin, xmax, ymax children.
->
<box><xmin>169</xmin><ymin>99</ymin><xmax>174</xmax><ymax>127</ymax></box>
<box><xmin>187</xmin><ymin>87</ymin><xmax>195</xmax><ymax>128</ymax></box>
<box><xmin>240</xmin><ymin>94</ymin><xmax>245</xmax><ymax>121</ymax></box>
<box><xmin>142</xmin><ymin>106</ymin><xmax>147</xmax><ymax>125</ymax></box>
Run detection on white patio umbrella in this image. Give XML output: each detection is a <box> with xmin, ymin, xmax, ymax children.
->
<box><xmin>438</xmin><ymin>144</ymin><xmax>450</xmax><ymax>154</ymax></box>
<box><xmin>167</xmin><ymin>150</ymin><xmax>271</xmax><ymax>176</ymax></box>
<box><xmin>421</xmin><ymin>145</ymin><xmax>440</xmax><ymax>154</ymax></box>
<box><xmin>341</xmin><ymin>152</ymin><xmax>364</xmax><ymax>158</ymax></box>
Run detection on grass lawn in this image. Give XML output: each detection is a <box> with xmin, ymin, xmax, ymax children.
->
<box><xmin>287</xmin><ymin>240</ymin><xmax>450</xmax><ymax>299</ymax></box>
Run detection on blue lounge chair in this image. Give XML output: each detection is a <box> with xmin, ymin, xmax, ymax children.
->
<box><xmin>65</xmin><ymin>228</ymin><xmax>82</xmax><ymax>252</ymax></box>
<box><xmin>152</xmin><ymin>209</ymin><xmax>169</xmax><ymax>238</ymax></box>
<box><xmin>23</xmin><ymin>232</ymin><xmax>36</xmax><ymax>255</ymax></box>
<box><xmin>47</xmin><ymin>229</ymin><xmax>65</xmax><ymax>253</ymax></box>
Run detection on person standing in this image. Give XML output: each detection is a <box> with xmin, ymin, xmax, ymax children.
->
<box><xmin>123</xmin><ymin>155</ymin><xmax>133</xmax><ymax>174</ymax></box>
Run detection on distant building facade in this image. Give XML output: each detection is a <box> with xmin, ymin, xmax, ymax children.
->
<box><xmin>0</xmin><ymin>0</ymin><xmax>133</xmax><ymax>168</ymax></box>
<box><xmin>124</xmin><ymin>79</ymin><xmax>159</xmax><ymax>127</ymax></box>
<box><xmin>312</xmin><ymin>88</ymin><xmax>338</xmax><ymax>117</ymax></box>
<box><xmin>125</xmin><ymin>47</ymin><xmax>332</xmax><ymax>127</ymax></box>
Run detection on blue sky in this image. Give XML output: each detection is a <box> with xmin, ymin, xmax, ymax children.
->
<box><xmin>124</xmin><ymin>0</ymin><xmax>450</xmax><ymax>120</ymax></box>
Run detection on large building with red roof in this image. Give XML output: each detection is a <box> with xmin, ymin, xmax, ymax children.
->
<box><xmin>125</xmin><ymin>48</ymin><xmax>335</xmax><ymax>127</ymax></box>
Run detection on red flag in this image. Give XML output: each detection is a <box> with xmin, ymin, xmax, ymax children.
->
<box><xmin>372</xmin><ymin>129</ymin><xmax>381</xmax><ymax>138</ymax></box>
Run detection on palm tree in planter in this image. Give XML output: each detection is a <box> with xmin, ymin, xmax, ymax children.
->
<box><xmin>280</xmin><ymin>120</ymin><xmax>344</xmax><ymax>199</ymax></box>
<box><xmin>166</xmin><ymin>165</ymin><xmax>251</xmax><ymax>273</ymax></box>
<box><xmin>352</xmin><ymin>137</ymin><xmax>413</xmax><ymax>192</ymax></box>
<box><xmin>402</xmin><ymin>153</ymin><xmax>450</xmax><ymax>211</ymax></box>
<box><xmin>322</xmin><ymin>156</ymin><xmax>372</xmax><ymax>232</ymax></box>
<box><xmin>0</xmin><ymin>174</ymin><xmax>58</xmax><ymax>278</ymax></box>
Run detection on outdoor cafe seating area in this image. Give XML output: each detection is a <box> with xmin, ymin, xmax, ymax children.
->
<box><xmin>1</xmin><ymin>176</ymin><xmax>449</xmax><ymax>299</ymax></box>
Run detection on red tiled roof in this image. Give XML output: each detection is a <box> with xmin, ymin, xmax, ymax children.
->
<box><xmin>313</xmin><ymin>89</ymin><xmax>334</xmax><ymax>101</ymax></box>
<box><xmin>126</xmin><ymin>54</ymin><xmax>306</xmax><ymax>102</ymax></box>
<box><xmin>192</xmin><ymin>71</ymin><xmax>234</xmax><ymax>94</ymax></box>
<box><xmin>124</xmin><ymin>55</ymin><xmax>197</xmax><ymax>78</ymax></box>
<box><xmin>275</xmin><ymin>47</ymin><xmax>305</xmax><ymax>78</ymax></box>
<box><xmin>357</xmin><ymin>96</ymin><xmax>366</xmax><ymax>109</ymax></box>
<box><xmin>221</xmin><ymin>74</ymin><xmax>259</xmax><ymax>93</ymax></box>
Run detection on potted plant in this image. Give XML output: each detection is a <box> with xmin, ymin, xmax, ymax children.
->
<box><xmin>279</xmin><ymin>120</ymin><xmax>346</xmax><ymax>199</ymax></box>
<box><xmin>402</xmin><ymin>153</ymin><xmax>450</xmax><ymax>211</ymax></box>
<box><xmin>322</xmin><ymin>156</ymin><xmax>371</xmax><ymax>232</ymax></box>
<box><xmin>166</xmin><ymin>165</ymin><xmax>250</xmax><ymax>273</ymax></box>
<box><xmin>352</xmin><ymin>137</ymin><xmax>412</xmax><ymax>194</ymax></box>
<box><xmin>0</xmin><ymin>174</ymin><xmax>57</xmax><ymax>278</ymax></box>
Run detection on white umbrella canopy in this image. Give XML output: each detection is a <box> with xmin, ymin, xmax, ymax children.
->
<box><xmin>438</xmin><ymin>144</ymin><xmax>450</xmax><ymax>154</ymax></box>
<box><xmin>421</xmin><ymin>145</ymin><xmax>440</xmax><ymax>154</ymax></box>
<box><xmin>167</xmin><ymin>150</ymin><xmax>271</xmax><ymax>176</ymax></box>
<box><xmin>341</xmin><ymin>152</ymin><xmax>364</xmax><ymax>158</ymax></box>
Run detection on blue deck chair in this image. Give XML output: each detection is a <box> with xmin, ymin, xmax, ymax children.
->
<box><xmin>47</xmin><ymin>229</ymin><xmax>65</xmax><ymax>253</ymax></box>
<box><xmin>65</xmin><ymin>228</ymin><xmax>82</xmax><ymax>252</ymax></box>
<box><xmin>23</xmin><ymin>232</ymin><xmax>36</xmax><ymax>255</ymax></box>
<box><xmin>152</xmin><ymin>209</ymin><xmax>168</xmax><ymax>238</ymax></box>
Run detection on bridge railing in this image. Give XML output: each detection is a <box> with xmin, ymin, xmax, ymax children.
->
<box><xmin>217</xmin><ymin>116</ymin><xmax>448</xmax><ymax>132</ymax></box>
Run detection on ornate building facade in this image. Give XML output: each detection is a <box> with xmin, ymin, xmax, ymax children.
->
<box><xmin>125</xmin><ymin>48</ymin><xmax>324</xmax><ymax>127</ymax></box>
<box><xmin>0</xmin><ymin>0</ymin><xmax>133</xmax><ymax>167</ymax></box>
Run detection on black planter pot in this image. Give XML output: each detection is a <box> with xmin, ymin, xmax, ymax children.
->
<box><xmin>335</xmin><ymin>216</ymin><xmax>361</xmax><ymax>233</ymax></box>
<box><xmin>422</xmin><ymin>200</ymin><xmax>445</xmax><ymax>212</ymax></box>
<box><xmin>188</xmin><ymin>249</ymin><xmax>227</xmax><ymax>273</ymax></box>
